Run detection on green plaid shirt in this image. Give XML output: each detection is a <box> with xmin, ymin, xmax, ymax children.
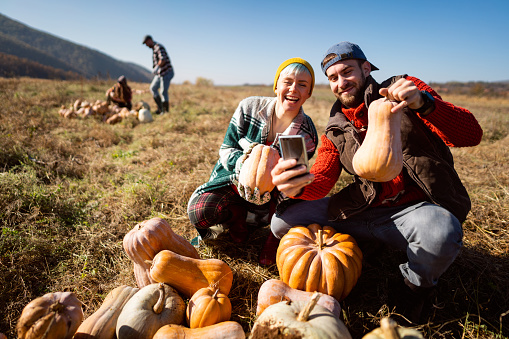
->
<box><xmin>191</xmin><ymin>96</ymin><xmax>318</xmax><ymax>200</ymax></box>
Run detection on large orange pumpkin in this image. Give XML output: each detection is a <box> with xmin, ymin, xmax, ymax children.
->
<box><xmin>276</xmin><ymin>224</ymin><xmax>363</xmax><ymax>301</ymax></box>
<box><xmin>352</xmin><ymin>97</ymin><xmax>403</xmax><ymax>182</ymax></box>
<box><xmin>123</xmin><ymin>217</ymin><xmax>200</xmax><ymax>288</ymax></box>
<box><xmin>238</xmin><ymin>144</ymin><xmax>280</xmax><ymax>195</ymax></box>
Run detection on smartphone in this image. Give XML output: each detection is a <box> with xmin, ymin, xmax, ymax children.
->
<box><xmin>279</xmin><ymin>135</ymin><xmax>309</xmax><ymax>171</ymax></box>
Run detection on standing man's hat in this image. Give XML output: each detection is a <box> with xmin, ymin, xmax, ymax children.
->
<box><xmin>142</xmin><ymin>35</ymin><xmax>152</xmax><ymax>44</ymax></box>
<box><xmin>321</xmin><ymin>41</ymin><xmax>379</xmax><ymax>75</ymax></box>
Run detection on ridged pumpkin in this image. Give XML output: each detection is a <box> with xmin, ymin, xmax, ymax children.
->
<box><xmin>276</xmin><ymin>224</ymin><xmax>363</xmax><ymax>301</ymax></box>
<box><xmin>352</xmin><ymin>97</ymin><xmax>403</xmax><ymax>182</ymax></box>
<box><xmin>187</xmin><ymin>287</ymin><xmax>231</xmax><ymax>328</ymax></box>
<box><xmin>238</xmin><ymin>144</ymin><xmax>280</xmax><ymax>195</ymax></box>
<box><xmin>153</xmin><ymin>321</ymin><xmax>245</xmax><ymax>339</ymax></box>
<box><xmin>116</xmin><ymin>283</ymin><xmax>185</xmax><ymax>339</ymax></box>
<box><xmin>256</xmin><ymin>279</ymin><xmax>341</xmax><ymax>318</ymax></box>
<box><xmin>74</xmin><ymin>285</ymin><xmax>139</xmax><ymax>339</ymax></box>
<box><xmin>250</xmin><ymin>292</ymin><xmax>352</xmax><ymax>339</ymax></box>
<box><xmin>123</xmin><ymin>217</ymin><xmax>200</xmax><ymax>288</ymax></box>
<box><xmin>149</xmin><ymin>249</ymin><xmax>233</xmax><ymax>298</ymax></box>
<box><xmin>17</xmin><ymin>291</ymin><xmax>83</xmax><ymax>339</ymax></box>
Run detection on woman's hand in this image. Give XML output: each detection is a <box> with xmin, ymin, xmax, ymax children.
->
<box><xmin>271</xmin><ymin>158</ymin><xmax>314</xmax><ymax>197</ymax></box>
<box><xmin>379</xmin><ymin>78</ymin><xmax>424</xmax><ymax>113</ymax></box>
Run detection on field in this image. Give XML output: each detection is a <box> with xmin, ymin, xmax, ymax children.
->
<box><xmin>0</xmin><ymin>77</ymin><xmax>508</xmax><ymax>338</ymax></box>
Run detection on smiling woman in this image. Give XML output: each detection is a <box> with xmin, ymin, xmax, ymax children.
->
<box><xmin>187</xmin><ymin>58</ymin><xmax>318</xmax><ymax>266</ymax></box>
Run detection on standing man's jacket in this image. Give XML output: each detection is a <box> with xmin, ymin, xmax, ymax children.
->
<box><xmin>325</xmin><ymin>75</ymin><xmax>471</xmax><ymax>222</ymax></box>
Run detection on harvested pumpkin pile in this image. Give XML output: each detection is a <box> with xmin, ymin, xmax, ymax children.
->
<box><xmin>57</xmin><ymin>99</ymin><xmax>154</xmax><ymax>124</ymax></box>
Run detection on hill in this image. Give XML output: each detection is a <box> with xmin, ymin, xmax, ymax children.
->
<box><xmin>0</xmin><ymin>13</ymin><xmax>152</xmax><ymax>82</ymax></box>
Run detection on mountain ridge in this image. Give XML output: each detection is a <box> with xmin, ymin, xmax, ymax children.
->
<box><xmin>0</xmin><ymin>13</ymin><xmax>152</xmax><ymax>82</ymax></box>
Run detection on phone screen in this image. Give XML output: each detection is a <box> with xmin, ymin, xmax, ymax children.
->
<box><xmin>279</xmin><ymin>135</ymin><xmax>309</xmax><ymax>171</ymax></box>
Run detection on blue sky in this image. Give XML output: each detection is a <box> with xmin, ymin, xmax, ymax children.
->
<box><xmin>2</xmin><ymin>0</ymin><xmax>508</xmax><ymax>85</ymax></box>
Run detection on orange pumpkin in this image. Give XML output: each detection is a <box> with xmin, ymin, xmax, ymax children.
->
<box><xmin>238</xmin><ymin>144</ymin><xmax>280</xmax><ymax>195</ymax></box>
<box><xmin>187</xmin><ymin>287</ymin><xmax>231</xmax><ymax>328</ymax></box>
<box><xmin>123</xmin><ymin>217</ymin><xmax>200</xmax><ymax>288</ymax></box>
<box><xmin>352</xmin><ymin>97</ymin><xmax>403</xmax><ymax>182</ymax></box>
<box><xmin>276</xmin><ymin>224</ymin><xmax>363</xmax><ymax>301</ymax></box>
<box><xmin>17</xmin><ymin>291</ymin><xmax>83</xmax><ymax>339</ymax></box>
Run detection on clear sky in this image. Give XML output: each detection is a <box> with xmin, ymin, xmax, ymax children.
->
<box><xmin>2</xmin><ymin>0</ymin><xmax>508</xmax><ymax>85</ymax></box>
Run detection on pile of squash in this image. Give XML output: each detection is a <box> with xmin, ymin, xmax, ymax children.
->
<box><xmin>13</xmin><ymin>217</ymin><xmax>424</xmax><ymax>339</ymax></box>
<box><xmin>57</xmin><ymin>99</ymin><xmax>152</xmax><ymax>124</ymax></box>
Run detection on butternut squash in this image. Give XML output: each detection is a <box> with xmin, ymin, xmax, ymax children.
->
<box><xmin>74</xmin><ymin>285</ymin><xmax>139</xmax><ymax>339</ymax></box>
<box><xmin>149</xmin><ymin>249</ymin><xmax>233</xmax><ymax>297</ymax></box>
<box><xmin>152</xmin><ymin>322</ymin><xmax>245</xmax><ymax>339</ymax></box>
<box><xmin>238</xmin><ymin>144</ymin><xmax>280</xmax><ymax>195</ymax></box>
<box><xmin>123</xmin><ymin>217</ymin><xmax>200</xmax><ymax>288</ymax></box>
<box><xmin>352</xmin><ymin>97</ymin><xmax>402</xmax><ymax>182</ymax></box>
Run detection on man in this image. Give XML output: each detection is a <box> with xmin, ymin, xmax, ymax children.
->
<box><xmin>270</xmin><ymin>41</ymin><xmax>483</xmax><ymax>324</ymax></box>
<box><xmin>106</xmin><ymin>75</ymin><xmax>132</xmax><ymax>110</ymax></box>
<box><xmin>142</xmin><ymin>35</ymin><xmax>174</xmax><ymax>114</ymax></box>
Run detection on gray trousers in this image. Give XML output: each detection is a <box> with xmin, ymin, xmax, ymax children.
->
<box><xmin>271</xmin><ymin>198</ymin><xmax>463</xmax><ymax>288</ymax></box>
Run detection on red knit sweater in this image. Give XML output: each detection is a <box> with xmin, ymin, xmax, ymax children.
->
<box><xmin>297</xmin><ymin>76</ymin><xmax>483</xmax><ymax>206</ymax></box>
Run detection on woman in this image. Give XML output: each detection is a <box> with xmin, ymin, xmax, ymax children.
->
<box><xmin>187</xmin><ymin>58</ymin><xmax>318</xmax><ymax>265</ymax></box>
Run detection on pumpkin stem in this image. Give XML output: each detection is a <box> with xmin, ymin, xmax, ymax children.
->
<box><xmin>212</xmin><ymin>287</ymin><xmax>220</xmax><ymax>299</ymax></box>
<box><xmin>144</xmin><ymin>259</ymin><xmax>153</xmax><ymax>265</ymax></box>
<box><xmin>380</xmin><ymin>317</ymin><xmax>401</xmax><ymax>339</ymax></box>
<box><xmin>296</xmin><ymin>292</ymin><xmax>321</xmax><ymax>322</ymax></box>
<box><xmin>153</xmin><ymin>283</ymin><xmax>165</xmax><ymax>314</ymax></box>
<box><xmin>318</xmin><ymin>229</ymin><xmax>323</xmax><ymax>249</ymax></box>
<box><xmin>41</xmin><ymin>302</ymin><xmax>62</xmax><ymax>339</ymax></box>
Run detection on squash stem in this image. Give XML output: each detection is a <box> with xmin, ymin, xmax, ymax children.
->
<box><xmin>297</xmin><ymin>292</ymin><xmax>321</xmax><ymax>322</ymax></box>
<box><xmin>380</xmin><ymin>317</ymin><xmax>401</xmax><ymax>339</ymax></box>
<box><xmin>153</xmin><ymin>283</ymin><xmax>165</xmax><ymax>314</ymax></box>
<box><xmin>212</xmin><ymin>287</ymin><xmax>220</xmax><ymax>299</ymax></box>
<box><xmin>318</xmin><ymin>229</ymin><xmax>323</xmax><ymax>249</ymax></box>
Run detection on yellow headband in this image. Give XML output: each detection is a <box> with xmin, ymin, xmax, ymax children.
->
<box><xmin>273</xmin><ymin>57</ymin><xmax>315</xmax><ymax>95</ymax></box>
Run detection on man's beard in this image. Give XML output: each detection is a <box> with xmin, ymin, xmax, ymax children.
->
<box><xmin>335</xmin><ymin>73</ymin><xmax>367</xmax><ymax>108</ymax></box>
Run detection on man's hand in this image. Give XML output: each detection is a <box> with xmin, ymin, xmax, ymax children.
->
<box><xmin>379</xmin><ymin>78</ymin><xmax>424</xmax><ymax>113</ymax></box>
<box><xmin>271</xmin><ymin>158</ymin><xmax>314</xmax><ymax>197</ymax></box>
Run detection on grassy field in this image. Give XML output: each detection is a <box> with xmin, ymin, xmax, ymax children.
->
<box><xmin>0</xmin><ymin>77</ymin><xmax>508</xmax><ymax>338</ymax></box>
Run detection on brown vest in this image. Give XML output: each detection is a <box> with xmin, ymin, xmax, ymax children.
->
<box><xmin>324</xmin><ymin>75</ymin><xmax>471</xmax><ymax>222</ymax></box>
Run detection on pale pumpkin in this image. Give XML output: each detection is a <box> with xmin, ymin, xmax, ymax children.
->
<box><xmin>123</xmin><ymin>217</ymin><xmax>200</xmax><ymax>288</ymax></box>
<box><xmin>352</xmin><ymin>97</ymin><xmax>403</xmax><ymax>182</ymax></box>
<box><xmin>362</xmin><ymin>317</ymin><xmax>425</xmax><ymax>339</ymax></box>
<box><xmin>250</xmin><ymin>292</ymin><xmax>352</xmax><ymax>339</ymax></box>
<box><xmin>256</xmin><ymin>279</ymin><xmax>341</xmax><ymax>318</ymax></box>
<box><xmin>149</xmin><ymin>249</ymin><xmax>233</xmax><ymax>297</ymax></box>
<box><xmin>153</xmin><ymin>321</ymin><xmax>245</xmax><ymax>339</ymax></box>
<box><xmin>187</xmin><ymin>287</ymin><xmax>231</xmax><ymax>328</ymax></box>
<box><xmin>116</xmin><ymin>283</ymin><xmax>185</xmax><ymax>339</ymax></box>
<box><xmin>74</xmin><ymin>285</ymin><xmax>139</xmax><ymax>339</ymax></box>
<box><xmin>276</xmin><ymin>223</ymin><xmax>363</xmax><ymax>301</ymax></box>
<box><xmin>238</xmin><ymin>144</ymin><xmax>280</xmax><ymax>195</ymax></box>
<box><xmin>17</xmin><ymin>291</ymin><xmax>83</xmax><ymax>339</ymax></box>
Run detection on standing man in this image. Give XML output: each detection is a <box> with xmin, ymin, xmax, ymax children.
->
<box><xmin>142</xmin><ymin>35</ymin><xmax>174</xmax><ymax>114</ymax></box>
<box><xmin>270</xmin><ymin>41</ymin><xmax>483</xmax><ymax>324</ymax></box>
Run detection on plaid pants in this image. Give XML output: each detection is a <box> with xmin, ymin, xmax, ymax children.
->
<box><xmin>188</xmin><ymin>185</ymin><xmax>276</xmax><ymax>236</ymax></box>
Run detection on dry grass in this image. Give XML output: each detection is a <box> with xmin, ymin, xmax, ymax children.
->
<box><xmin>0</xmin><ymin>78</ymin><xmax>508</xmax><ymax>338</ymax></box>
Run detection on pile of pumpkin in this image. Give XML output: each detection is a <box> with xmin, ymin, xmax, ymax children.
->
<box><xmin>57</xmin><ymin>99</ymin><xmax>153</xmax><ymax>124</ymax></box>
<box><xmin>13</xmin><ymin>216</ymin><xmax>425</xmax><ymax>339</ymax></box>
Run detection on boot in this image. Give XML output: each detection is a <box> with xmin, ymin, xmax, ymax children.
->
<box><xmin>153</xmin><ymin>96</ymin><xmax>163</xmax><ymax>115</ymax></box>
<box><xmin>258</xmin><ymin>232</ymin><xmax>280</xmax><ymax>266</ymax></box>
<box><xmin>162</xmin><ymin>101</ymin><xmax>169</xmax><ymax>113</ymax></box>
<box><xmin>389</xmin><ymin>278</ymin><xmax>436</xmax><ymax>325</ymax></box>
<box><xmin>223</xmin><ymin>206</ymin><xmax>248</xmax><ymax>243</ymax></box>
